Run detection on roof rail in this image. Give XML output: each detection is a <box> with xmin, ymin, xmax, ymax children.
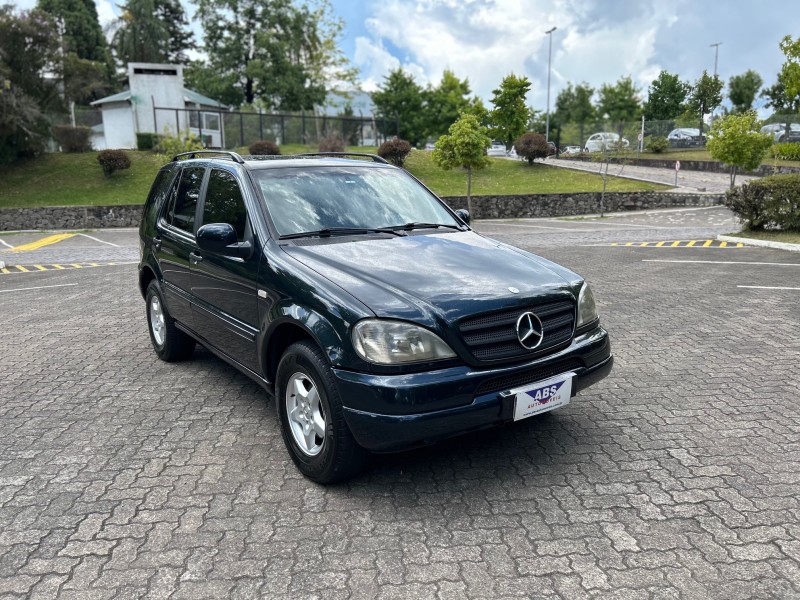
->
<box><xmin>172</xmin><ymin>150</ymin><xmax>245</xmax><ymax>164</ymax></box>
<box><xmin>291</xmin><ymin>152</ymin><xmax>389</xmax><ymax>164</ymax></box>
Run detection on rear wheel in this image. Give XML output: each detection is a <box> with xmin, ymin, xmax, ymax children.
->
<box><xmin>145</xmin><ymin>280</ymin><xmax>195</xmax><ymax>362</ymax></box>
<box><xmin>276</xmin><ymin>340</ymin><xmax>368</xmax><ymax>484</ymax></box>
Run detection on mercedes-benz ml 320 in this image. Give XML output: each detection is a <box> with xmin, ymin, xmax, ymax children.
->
<box><xmin>138</xmin><ymin>151</ymin><xmax>613</xmax><ymax>483</ymax></box>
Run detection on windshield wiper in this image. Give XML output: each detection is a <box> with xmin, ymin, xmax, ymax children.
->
<box><xmin>394</xmin><ymin>222</ymin><xmax>465</xmax><ymax>231</ymax></box>
<box><xmin>280</xmin><ymin>226</ymin><xmax>406</xmax><ymax>240</ymax></box>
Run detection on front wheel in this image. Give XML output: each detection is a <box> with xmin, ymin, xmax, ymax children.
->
<box><xmin>276</xmin><ymin>340</ymin><xmax>368</xmax><ymax>483</ymax></box>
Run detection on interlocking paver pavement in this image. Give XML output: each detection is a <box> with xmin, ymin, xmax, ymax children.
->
<box><xmin>1</xmin><ymin>210</ymin><xmax>799</xmax><ymax>598</ymax></box>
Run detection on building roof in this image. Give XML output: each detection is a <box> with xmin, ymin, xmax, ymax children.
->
<box><xmin>91</xmin><ymin>88</ymin><xmax>226</xmax><ymax>109</ymax></box>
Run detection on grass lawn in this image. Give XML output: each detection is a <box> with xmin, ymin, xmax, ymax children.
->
<box><xmin>0</xmin><ymin>147</ymin><xmax>665</xmax><ymax>209</ymax></box>
<box><xmin>0</xmin><ymin>151</ymin><xmax>167</xmax><ymax>208</ymax></box>
<box><xmin>727</xmin><ymin>230</ymin><xmax>800</xmax><ymax>244</ymax></box>
<box><xmin>597</xmin><ymin>148</ymin><xmax>800</xmax><ymax>169</ymax></box>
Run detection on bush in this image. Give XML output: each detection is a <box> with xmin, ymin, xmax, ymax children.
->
<box><xmin>769</xmin><ymin>142</ymin><xmax>800</xmax><ymax>161</ymax></box>
<box><xmin>724</xmin><ymin>173</ymin><xmax>800</xmax><ymax>231</ymax></box>
<box><xmin>52</xmin><ymin>125</ymin><xmax>92</xmax><ymax>152</ymax></box>
<box><xmin>136</xmin><ymin>132</ymin><xmax>161</xmax><ymax>151</ymax></box>
<box><xmin>377</xmin><ymin>138</ymin><xmax>412</xmax><ymax>166</ymax></box>
<box><xmin>646</xmin><ymin>136</ymin><xmax>669</xmax><ymax>154</ymax></box>
<box><xmin>97</xmin><ymin>149</ymin><xmax>131</xmax><ymax>177</ymax></box>
<box><xmin>513</xmin><ymin>132</ymin><xmax>549</xmax><ymax>165</ymax></box>
<box><xmin>155</xmin><ymin>129</ymin><xmax>203</xmax><ymax>159</ymax></box>
<box><xmin>318</xmin><ymin>134</ymin><xmax>345</xmax><ymax>153</ymax></box>
<box><xmin>248</xmin><ymin>140</ymin><xmax>281</xmax><ymax>155</ymax></box>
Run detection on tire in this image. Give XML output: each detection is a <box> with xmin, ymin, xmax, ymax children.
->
<box><xmin>276</xmin><ymin>340</ymin><xmax>368</xmax><ymax>484</ymax></box>
<box><xmin>145</xmin><ymin>280</ymin><xmax>195</xmax><ymax>362</ymax></box>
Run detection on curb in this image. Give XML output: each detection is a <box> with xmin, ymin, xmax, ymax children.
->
<box><xmin>536</xmin><ymin>158</ymin><xmax>687</xmax><ymax>190</ymax></box>
<box><xmin>717</xmin><ymin>235</ymin><xmax>800</xmax><ymax>252</ymax></box>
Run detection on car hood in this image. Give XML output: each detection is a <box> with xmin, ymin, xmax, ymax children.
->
<box><xmin>281</xmin><ymin>231</ymin><xmax>577</xmax><ymax>326</ymax></box>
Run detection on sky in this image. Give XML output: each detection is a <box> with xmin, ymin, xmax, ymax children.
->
<box><xmin>13</xmin><ymin>0</ymin><xmax>800</xmax><ymax>113</ymax></box>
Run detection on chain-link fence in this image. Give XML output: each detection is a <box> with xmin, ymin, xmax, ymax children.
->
<box><xmin>154</xmin><ymin>107</ymin><xmax>388</xmax><ymax>150</ymax></box>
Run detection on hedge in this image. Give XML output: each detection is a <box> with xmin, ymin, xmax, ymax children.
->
<box><xmin>724</xmin><ymin>173</ymin><xmax>800</xmax><ymax>231</ymax></box>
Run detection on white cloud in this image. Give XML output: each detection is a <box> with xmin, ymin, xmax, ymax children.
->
<box><xmin>352</xmin><ymin>0</ymin><xmax>680</xmax><ymax>108</ymax></box>
<box><xmin>95</xmin><ymin>0</ymin><xmax>116</xmax><ymax>28</ymax></box>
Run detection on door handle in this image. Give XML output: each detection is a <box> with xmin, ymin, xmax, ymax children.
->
<box><xmin>189</xmin><ymin>252</ymin><xmax>203</xmax><ymax>265</ymax></box>
<box><xmin>153</xmin><ymin>236</ymin><xmax>161</xmax><ymax>250</ymax></box>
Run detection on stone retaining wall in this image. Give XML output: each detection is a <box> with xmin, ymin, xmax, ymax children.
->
<box><xmin>558</xmin><ymin>155</ymin><xmax>800</xmax><ymax>177</ymax></box>
<box><xmin>443</xmin><ymin>191</ymin><xmax>723</xmax><ymax>219</ymax></box>
<box><xmin>0</xmin><ymin>191</ymin><xmax>723</xmax><ymax>231</ymax></box>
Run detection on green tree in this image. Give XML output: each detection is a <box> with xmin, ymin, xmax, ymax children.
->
<box><xmin>553</xmin><ymin>82</ymin><xmax>595</xmax><ymax>146</ymax></box>
<box><xmin>687</xmin><ymin>70</ymin><xmax>723</xmax><ymax>134</ymax></box>
<box><xmin>422</xmin><ymin>70</ymin><xmax>471</xmax><ymax>140</ymax></box>
<box><xmin>761</xmin><ymin>79</ymin><xmax>800</xmax><ymax>113</ymax></box>
<box><xmin>489</xmin><ymin>73</ymin><xmax>531</xmax><ymax>149</ymax></box>
<box><xmin>195</xmin><ymin>0</ymin><xmax>342</xmax><ymax>109</ymax></box>
<box><xmin>779</xmin><ymin>35</ymin><xmax>800</xmax><ymax>102</ymax></box>
<box><xmin>112</xmin><ymin>0</ymin><xmax>170</xmax><ymax>64</ymax></box>
<box><xmin>431</xmin><ymin>113</ymin><xmax>490</xmax><ymax>215</ymax></box>
<box><xmin>728</xmin><ymin>70</ymin><xmax>763</xmax><ymax>113</ymax></box>
<box><xmin>643</xmin><ymin>71</ymin><xmax>689</xmax><ymax>121</ymax></box>
<box><xmin>0</xmin><ymin>6</ymin><xmax>62</xmax><ymax>164</ymax></box>
<box><xmin>155</xmin><ymin>0</ymin><xmax>195</xmax><ymax>63</ymax></box>
<box><xmin>598</xmin><ymin>76</ymin><xmax>641</xmax><ymax>132</ymax></box>
<box><xmin>37</xmin><ymin>0</ymin><xmax>107</xmax><ymax>63</ymax></box>
<box><xmin>706</xmin><ymin>112</ymin><xmax>772</xmax><ymax>187</ymax></box>
<box><xmin>526</xmin><ymin>109</ymin><xmax>546</xmax><ymax>134</ymax></box>
<box><xmin>462</xmin><ymin>97</ymin><xmax>490</xmax><ymax>128</ymax></box>
<box><xmin>371</xmin><ymin>68</ymin><xmax>426</xmax><ymax>146</ymax></box>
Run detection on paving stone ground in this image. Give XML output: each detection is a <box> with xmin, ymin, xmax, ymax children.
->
<box><xmin>1</xmin><ymin>209</ymin><xmax>799</xmax><ymax>599</ymax></box>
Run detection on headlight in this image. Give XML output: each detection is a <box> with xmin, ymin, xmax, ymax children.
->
<box><xmin>352</xmin><ymin>319</ymin><xmax>456</xmax><ymax>364</ymax></box>
<box><xmin>576</xmin><ymin>282</ymin><xmax>598</xmax><ymax>328</ymax></box>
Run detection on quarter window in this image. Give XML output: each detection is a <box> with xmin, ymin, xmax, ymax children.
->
<box><xmin>202</xmin><ymin>169</ymin><xmax>248</xmax><ymax>241</ymax></box>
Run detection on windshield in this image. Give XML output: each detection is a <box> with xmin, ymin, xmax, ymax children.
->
<box><xmin>252</xmin><ymin>166</ymin><xmax>460</xmax><ymax>236</ymax></box>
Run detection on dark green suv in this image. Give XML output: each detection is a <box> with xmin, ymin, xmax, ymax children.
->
<box><xmin>138</xmin><ymin>151</ymin><xmax>612</xmax><ymax>483</ymax></box>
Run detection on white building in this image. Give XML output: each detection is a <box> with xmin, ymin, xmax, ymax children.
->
<box><xmin>90</xmin><ymin>63</ymin><xmax>227</xmax><ymax>150</ymax></box>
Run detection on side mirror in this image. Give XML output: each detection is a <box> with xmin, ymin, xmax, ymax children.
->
<box><xmin>197</xmin><ymin>223</ymin><xmax>252</xmax><ymax>258</ymax></box>
<box><xmin>455</xmin><ymin>209</ymin><xmax>471</xmax><ymax>225</ymax></box>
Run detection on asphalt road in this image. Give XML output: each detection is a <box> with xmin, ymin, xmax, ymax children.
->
<box><xmin>1</xmin><ymin>207</ymin><xmax>799</xmax><ymax>599</ymax></box>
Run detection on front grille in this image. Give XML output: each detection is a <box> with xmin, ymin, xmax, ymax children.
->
<box><xmin>474</xmin><ymin>357</ymin><xmax>584</xmax><ymax>396</ymax></box>
<box><xmin>459</xmin><ymin>299</ymin><xmax>576</xmax><ymax>363</ymax></box>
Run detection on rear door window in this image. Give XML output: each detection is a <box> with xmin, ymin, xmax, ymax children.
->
<box><xmin>165</xmin><ymin>167</ymin><xmax>205</xmax><ymax>234</ymax></box>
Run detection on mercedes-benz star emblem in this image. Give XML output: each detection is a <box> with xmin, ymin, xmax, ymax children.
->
<box><xmin>515</xmin><ymin>312</ymin><xmax>544</xmax><ymax>350</ymax></box>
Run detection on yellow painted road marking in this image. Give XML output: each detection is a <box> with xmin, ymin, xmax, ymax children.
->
<box><xmin>625</xmin><ymin>242</ymin><xmax>634</xmax><ymax>246</ymax></box>
<box><xmin>686</xmin><ymin>240</ymin><xmax>697</xmax><ymax>247</ymax></box>
<box><xmin>7</xmin><ymin>233</ymin><xmax>75</xmax><ymax>253</ymax></box>
<box><xmin>703</xmin><ymin>240</ymin><xmax>713</xmax><ymax>247</ymax></box>
<box><xmin>610</xmin><ymin>242</ymin><xmax>619</xmax><ymax>246</ymax></box>
<box><xmin>639</xmin><ymin>242</ymin><xmax>649</xmax><ymax>247</ymax></box>
<box><xmin>671</xmin><ymin>240</ymin><xmax>681</xmax><ymax>247</ymax></box>
<box><xmin>719</xmin><ymin>241</ymin><xmax>727</xmax><ymax>247</ymax></box>
<box><xmin>656</xmin><ymin>241</ymin><xmax>666</xmax><ymax>247</ymax></box>
<box><xmin>0</xmin><ymin>261</ymin><xmax>137</xmax><ymax>275</ymax></box>
<box><xmin>737</xmin><ymin>243</ymin><xmax>744</xmax><ymax>247</ymax></box>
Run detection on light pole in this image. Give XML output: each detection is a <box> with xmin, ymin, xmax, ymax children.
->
<box><xmin>710</xmin><ymin>42</ymin><xmax>722</xmax><ymax>77</ymax></box>
<box><xmin>545</xmin><ymin>26</ymin><xmax>557</xmax><ymax>142</ymax></box>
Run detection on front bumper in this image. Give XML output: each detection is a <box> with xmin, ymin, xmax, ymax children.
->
<box><xmin>335</xmin><ymin>326</ymin><xmax>612</xmax><ymax>452</ymax></box>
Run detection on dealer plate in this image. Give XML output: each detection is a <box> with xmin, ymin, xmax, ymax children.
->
<box><xmin>507</xmin><ymin>373</ymin><xmax>574</xmax><ymax>421</ymax></box>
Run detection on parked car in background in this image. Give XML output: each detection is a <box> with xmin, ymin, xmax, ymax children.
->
<box><xmin>562</xmin><ymin>145</ymin><xmax>582</xmax><ymax>155</ymax></box>
<box><xmin>487</xmin><ymin>140</ymin><xmax>508</xmax><ymax>156</ymax></box>
<box><xmin>760</xmin><ymin>123</ymin><xmax>800</xmax><ymax>143</ymax></box>
<box><xmin>584</xmin><ymin>132</ymin><xmax>630</xmax><ymax>153</ymax></box>
<box><xmin>423</xmin><ymin>141</ymin><xmax>436</xmax><ymax>151</ymax></box>
<box><xmin>667</xmin><ymin>128</ymin><xmax>706</xmax><ymax>148</ymax></box>
<box><xmin>547</xmin><ymin>141</ymin><xmax>558</xmax><ymax>156</ymax></box>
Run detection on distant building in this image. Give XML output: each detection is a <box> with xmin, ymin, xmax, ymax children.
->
<box><xmin>90</xmin><ymin>62</ymin><xmax>227</xmax><ymax>150</ymax></box>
